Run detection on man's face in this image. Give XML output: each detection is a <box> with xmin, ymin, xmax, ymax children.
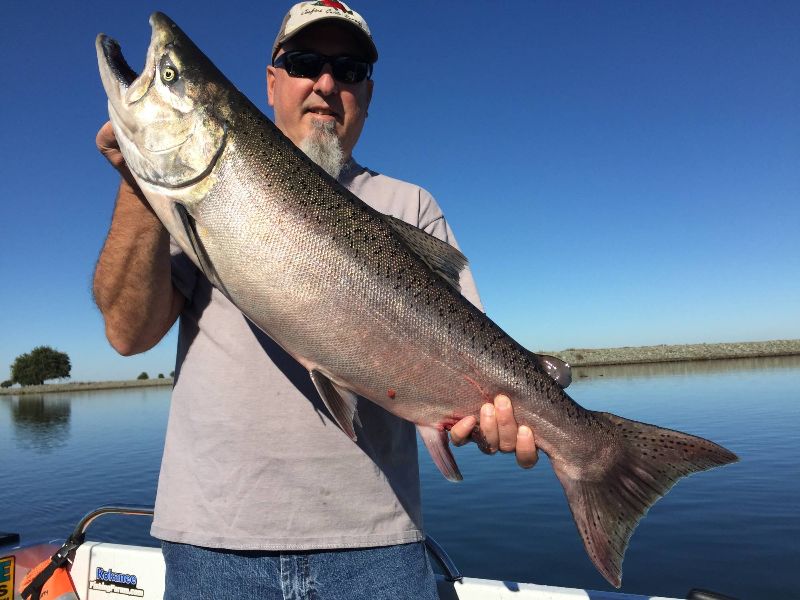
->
<box><xmin>267</xmin><ymin>23</ymin><xmax>374</xmax><ymax>161</ymax></box>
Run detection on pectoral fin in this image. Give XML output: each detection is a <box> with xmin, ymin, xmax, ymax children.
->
<box><xmin>175</xmin><ymin>204</ymin><xmax>232</xmax><ymax>300</ymax></box>
<box><xmin>417</xmin><ymin>425</ymin><xmax>463</xmax><ymax>482</ymax></box>
<box><xmin>310</xmin><ymin>370</ymin><xmax>361</xmax><ymax>441</ymax></box>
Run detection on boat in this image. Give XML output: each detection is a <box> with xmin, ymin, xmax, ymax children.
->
<box><xmin>1</xmin><ymin>506</ymin><xmax>736</xmax><ymax>600</ymax></box>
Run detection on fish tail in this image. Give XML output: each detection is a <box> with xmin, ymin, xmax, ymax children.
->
<box><xmin>553</xmin><ymin>412</ymin><xmax>738</xmax><ymax>588</ymax></box>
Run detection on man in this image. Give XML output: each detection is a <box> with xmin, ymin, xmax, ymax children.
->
<box><xmin>94</xmin><ymin>2</ymin><xmax>537</xmax><ymax>598</ymax></box>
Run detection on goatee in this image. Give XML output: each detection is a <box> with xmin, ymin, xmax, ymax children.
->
<box><xmin>299</xmin><ymin>120</ymin><xmax>345</xmax><ymax>180</ymax></box>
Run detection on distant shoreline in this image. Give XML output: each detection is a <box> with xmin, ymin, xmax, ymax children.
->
<box><xmin>0</xmin><ymin>377</ymin><xmax>174</xmax><ymax>396</ymax></box>
<box><xmin>545</xmin><ymin>339</ymin><xmax>800</xmax><ymax>368</ymax></box>
<box><xmin>2</xmin><ymin>339</ymin><xmax>798</xmax><ymax>395</ymax></box>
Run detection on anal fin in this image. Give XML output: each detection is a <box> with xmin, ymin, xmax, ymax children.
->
<box><xmin>417</xmin><ymin>425</ymin><xmax>463</xmax><ymax>482</ymax></box>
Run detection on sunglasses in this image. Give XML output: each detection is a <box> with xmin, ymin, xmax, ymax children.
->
<box><xmin>273</xmin><ymin>51</ymin><xmax>373</xmax><ymax>84</ymax></box>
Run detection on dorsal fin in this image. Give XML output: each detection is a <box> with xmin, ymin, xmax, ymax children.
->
<box><xmin>384</xmin><ymin>215</ymin><xmax>468</xmax><ymax>292</ymax></box>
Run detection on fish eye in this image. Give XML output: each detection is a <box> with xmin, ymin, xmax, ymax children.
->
<box><xmin>159</xmin><ymin>57</ymin><xmax>179</xmax><ymax>85</ymax></box>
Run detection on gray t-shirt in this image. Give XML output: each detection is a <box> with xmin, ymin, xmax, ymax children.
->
<box><xmin>151</xmin><ymin>160</ymin><xmax>481</xmax><ymax>550</ymax></box>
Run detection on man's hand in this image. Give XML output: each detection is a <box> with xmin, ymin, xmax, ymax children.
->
<box><xmin>96</xmin><ymin>121</ymin><xmax>137</xmax><ymax>187</ymax></box>
<box><xmin>449</xmin><ymin>395</ymin><xmax>538</xmax><ymax>469</ymax></box>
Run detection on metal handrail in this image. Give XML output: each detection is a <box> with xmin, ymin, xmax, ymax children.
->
<box><xmin>424</xmin><ymin>535</ymin><xmax>463</xmax><ymax>582</ymax></box>
<box><xmin>69</xmin><ymin>505</ymin><xmax>463</xmax><ymax>583</ymax></box>
<box><xmin>71</xmin><ymin>505</ymin><xmax>155</xmax><ymax>540</ymax></box>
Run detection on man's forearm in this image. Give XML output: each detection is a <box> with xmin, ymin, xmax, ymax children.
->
<box><xmin>93</xmin><ymin>179</ymin><xmax>182</xmax><ymax>355</ymax></box>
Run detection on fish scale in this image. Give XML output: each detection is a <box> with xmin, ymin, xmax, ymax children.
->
<box><xmin>96</xmin><ymin>12</ymin><xmax>737</xmax><ymax>588</ymax></box>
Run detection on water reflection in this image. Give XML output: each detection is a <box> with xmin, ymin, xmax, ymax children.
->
<box><xmin>9</xmin><ymin>394</ymin><xmax>71</xmax><ymax>453</ymax></box>
<box><xmin>572</xmin><ymin>355</ymin><xmax>800</xmax><ymax>382</ymax></box>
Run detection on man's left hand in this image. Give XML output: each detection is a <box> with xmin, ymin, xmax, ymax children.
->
<box><xmin>449</xmin><ymin>395</ymin><xmax>538</xmax><ymax>469</ymax></box>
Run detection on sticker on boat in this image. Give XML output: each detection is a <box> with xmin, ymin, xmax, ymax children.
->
<box><xmin>0</xmin><ymin>556</ymin><xmax>14</xmax><ymax>600</ymax></box>
<box><xmin>89</xmin><ymin>566</ymin><xmax>144</xmax><ymax>597</ymax></box>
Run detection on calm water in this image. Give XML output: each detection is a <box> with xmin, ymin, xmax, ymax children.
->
<box><xmin>2</xmin><ymin>357</ymin><xmax>798</xmax><ymax>599</ymax></box>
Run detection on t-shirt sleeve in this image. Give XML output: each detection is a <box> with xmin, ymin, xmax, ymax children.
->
<box><xmin>417</xmin><ymin>189</ymin><xmax>484</xmax><ymax>312</ymax></box>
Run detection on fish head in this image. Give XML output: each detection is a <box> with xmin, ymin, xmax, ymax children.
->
<box><xmin>96</xmin><ymin>12</ymin><xmax>229</xmax><ymax>196</ymax></box>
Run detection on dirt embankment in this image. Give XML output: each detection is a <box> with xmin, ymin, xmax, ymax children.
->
<box><xmin>0</xmin><ymin>377</ymin><xmax>173</xmax><ymax>396</ymax></box>
<box><xmin>545</xmin><ymin>339</ymin><xmax>800</xmax><ymax>367</ymax></box>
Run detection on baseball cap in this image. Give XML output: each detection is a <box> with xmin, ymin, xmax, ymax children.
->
<box><xmin>272</xmin><ymin>1</ymin><xmax>378</xmax><ymax>63</ymax></box>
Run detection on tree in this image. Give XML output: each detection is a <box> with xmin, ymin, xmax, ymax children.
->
<box><xmin>11</xmin><ymin>346</ymin><xmax>71</xmax><ymax>386</ymax></box>
<box><xmin>1</xmin><ymin>380</ymin><xmax>12</xmax><ymax>388</ymax></box>
<box><xmin>157</xmin><ymin>373</ymin><xmax>164</xmax><ymax>379</ymax></box>
<box><xmin>137</xmin><ymin>372</ymin><xmax>149</xmax><ymax>380</ymax></box>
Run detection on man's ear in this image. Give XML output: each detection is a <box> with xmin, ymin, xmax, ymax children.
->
<box><xmin>266</xmin><ymin>66</ymin><xmax>276</xmax><ymax>107</ymax></box>
<box><xmin>365</xmin><ymin>78</ymin><xmax>374</xmax><ymax>113</ymax></box>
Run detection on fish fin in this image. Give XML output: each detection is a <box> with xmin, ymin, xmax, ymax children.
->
<box><xmin>417</xmin><ymin>425</ymin><xmax>463</xmax><ymax>482</ymax></box>
<box><xmin>309</xmin><ymin>370</ymin><xmax>360</xmax><ymax>441</ymax></box>
<box><xmin>139</xmin><ymin>190</ymin><xmax>201</xmax><ymax>270</ymax></box>
<box><xmin>553</xmin><ymin>412</ymin><xmax>738</xmax><ymax>588</ymax></box>
<box><xmin>385</xmin><ymin>216</ymin><xmax>467</xmax><ymax>292</ymax></box>
<box><xmin>175</xmin><ymin>204</ymin><xmax>232</xmax><ymax>298</ymax></box>
<box><xmin>535</xmin><ymin>353</ymin><xmax>572</xmax><ymax>388</ymax></box>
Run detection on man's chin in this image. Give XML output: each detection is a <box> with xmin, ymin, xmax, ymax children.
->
<box><xmin>309</xmin><ymin>114</ymin><xmax>338</xmax><ymax>124</ymax></box>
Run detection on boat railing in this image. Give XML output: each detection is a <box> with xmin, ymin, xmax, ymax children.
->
<box><xmin>68</xmin><ymin>505</ymin><xmax>464</xmax><ymax>582</ymax></box>
<box><xmin>69</xmin><ymin>504</ymin><xmax>155</xmax><ymax>540</ymax></box>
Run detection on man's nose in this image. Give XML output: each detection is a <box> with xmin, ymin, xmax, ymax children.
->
<box><xmin>313</xmin><ymin>64</ymin><xmax>338</xmax><ymax>96</ymax></box>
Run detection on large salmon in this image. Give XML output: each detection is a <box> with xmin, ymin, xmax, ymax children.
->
<box><xmin>96</xmin><ymin>13</ymin><xmax>737</xmax><ymax>587</ymax></box>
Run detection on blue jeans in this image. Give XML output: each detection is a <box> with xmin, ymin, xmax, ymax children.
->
<box><xmin>162</xmin><ymin>541</ymin><xmax>439</xmax><ymax>599</ymax></box>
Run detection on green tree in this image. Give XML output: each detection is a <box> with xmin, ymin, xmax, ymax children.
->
<box><xmin>137</xmin><ymin>372</ymin><xmax>149</xmax><ymax>380</ymax></box>
<box><xmin>11</xmin><ymin>346</ymin><xmax>71</xmax><ymax>386</ymax></box>
<box><xmin>1</xmin><ymin>380</ymin><xmax>12</xmax><ymax>388</ymax></box>
<box><xmin>157</xmin><ymin>373</ymin><xmax>164</xmax><ymax>379</ymax></box>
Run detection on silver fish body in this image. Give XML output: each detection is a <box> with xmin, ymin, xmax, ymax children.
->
<box><xmin>96</xmin><ymin>13</ymin><xmax>737</xmax><ymax>588</ymax></box>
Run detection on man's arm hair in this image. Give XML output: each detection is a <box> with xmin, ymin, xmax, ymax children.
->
<box><xmin>93</xmin><ymin>123</ymin><xmax>184</xmax><ymax>355</ymax></box>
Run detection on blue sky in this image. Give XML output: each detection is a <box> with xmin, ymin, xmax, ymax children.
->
<box><xmin>1</xmin><ymin>1</ymin><xmax>797</xmax><ymax>382</ymax></box>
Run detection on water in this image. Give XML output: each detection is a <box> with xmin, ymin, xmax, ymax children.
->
<box><xmin>2</xmin><ymin>357</ymin><xmax>798</xmax><ymax>599</ymax></box>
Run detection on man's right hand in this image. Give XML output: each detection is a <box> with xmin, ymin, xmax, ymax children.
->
<box><xmin>96</xmin><ymin>121</ymin><xmax>138</xmax><ymax>188</ymax></box>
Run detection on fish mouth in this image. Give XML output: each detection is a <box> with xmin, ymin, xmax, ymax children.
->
<box><xmin>98</xmin><ymin>35</ymin><xmax>139</xmax><ymax>88</ymax></box>
<box><xmin>96</xmin><ymin>13</ymin><xmax>171</xmax><ymax>107</ymax></box>
<box><xmin>96</xmin><ymin>33</ymin><xmax>145</xmax><ymax>109</ymax></box>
